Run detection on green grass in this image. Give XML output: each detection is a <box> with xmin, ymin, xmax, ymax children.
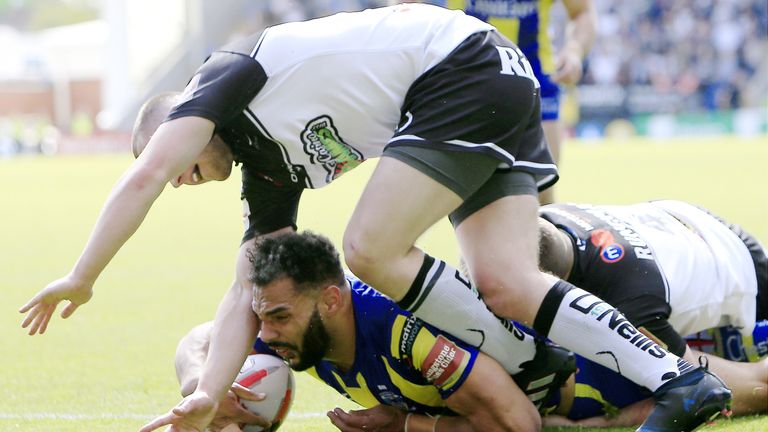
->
<box><xmin>1</xmin><ymin>136</ymin><xmax>766</xmax><ymax>431</ymax></box>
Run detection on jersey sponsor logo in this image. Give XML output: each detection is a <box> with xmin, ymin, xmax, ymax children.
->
<box><xmin>569</xmin><ymin>292</ymin><xmax>667</xmax><ymax>359</ymax></box>
<box><xmin>585</xmin><ymin>209</ymin><xmax>654</xmax><ymax>260</ymax></box>
<box><xmin>590</xmin><ymin>230</ymin><xmax>625</xmax><ymax>263</ymax></box>
<box><xmin>600</xmin><ymin>244</ymin><xmax>624</xmax><ymax>263</ymax></box>
<box><xmin>590</xmin><ymin>229</ymin><xmax>615</xmax><ymax>248</ymax></box>
<box><xmin>300</xmin><ymin>116</ymin><xmax>364</xmax><ymax>182</ymax></box>
<box><xmin>421</xmin><ymin>335</ymin><xmax>468</xmax><ymax>386</ymax></box>
<box><xmin>496</xmin><ymin>45</ymin><xmax>539</xmax><ymax>87</ymax></box>
<box><xmin>399</xmin><ymin>315</ymin><xmax>424</xmax><ymax>359</ymax></box>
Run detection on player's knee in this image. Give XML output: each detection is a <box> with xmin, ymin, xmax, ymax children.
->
<box><xmin>473</xmin><ymin>272</ymin><xmax>540</xmax><ymax>321</ymax></box>
<box><xmin>342</xmin><ymin>231</ymin><xmax>379</xmax><ymax>281</ymax></box>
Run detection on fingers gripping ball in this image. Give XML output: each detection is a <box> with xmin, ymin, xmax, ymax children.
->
<box><xmin>236</xmin><ymin>354</ymin><xmax>295</xmax><ymax>431</ymax></box>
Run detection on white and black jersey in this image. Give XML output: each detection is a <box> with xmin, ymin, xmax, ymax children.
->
<box><xmin>540</xmin><ymin>201</ymin><xmax>765</xmax><ymax>356</ymax></box>
<box><xmin>165</xmin><ymin>3</ymin><xmax>556</xmax><ymax>240</ymax></box>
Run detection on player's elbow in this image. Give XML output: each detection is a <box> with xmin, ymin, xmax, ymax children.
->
<box><xmin>126</xmin><ymin>160</ymin><xmax>173</xmax><ymax>192</ymax></box>
<box><xmin>507</xmin><ymin>402</ymin><xmax>542</xmax><ymax>432</ymax></box>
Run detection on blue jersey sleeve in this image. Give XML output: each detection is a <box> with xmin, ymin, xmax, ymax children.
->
<box><xmin>390</xmin><ymin>314</ymin><xmax>479</xmax><ymax>400</ymax></box>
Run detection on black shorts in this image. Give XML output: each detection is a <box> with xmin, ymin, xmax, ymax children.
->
<box><xmin>383</xmin><ymin>30</ymin><xmax>558</xmax><ymax>225</ymax></box>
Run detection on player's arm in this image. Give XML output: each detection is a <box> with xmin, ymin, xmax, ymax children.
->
<box><xmin>406</xmin><ymin>323</ymin><xmax>539</xmax><ymax>430</ymax></box>
<box><xmin>174</xmin><ymin>320</ymin><xmax>269</xmax><ymax>431</ymax></box>
<box><xmin>542</xmin><ymin>399</ymin><xmax>655</xmax><ymax>428</ymax></box>
<box><xmin>195</xmin><ymin>233</ymin><xmax>286</xmax><ymax>403</ymax></box>
<box><xmin>443</xmin><ymin>352</ymin><xmax>541</xmax><ymax>431</ymax></box>
<box><xmin>328</xmin><ymin>351</ymin><xmax>539</xmax><ymax>432</ymax></box>
<box><xmin>141</xmin><ymin>229</ymin><xmax>293</xmax><ymax>432</ymax></box>
<box><xmin>20</xmin><ymin>116</ymin><xmax>214</xmax><ymax>335</ymax></box>
<box><xmin>176</xmin><ymin>321</ymin><xmax>214</xmax><ymax>396</ymax></box>
<box><xmin>329</xmin><ymin>404</ymin><xmax>473</xmax><ymax>432</ymax></box>
<box><xmin>688</xmin><ymin>348</ymin><xmax>767</xmax><ymax>415</ymax></box>
<box><xmin>554</xmin><ymin>0</ymin><xmax>597</xmax><ymax>85</ymax></box>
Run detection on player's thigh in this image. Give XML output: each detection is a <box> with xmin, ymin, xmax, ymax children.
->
<box><xmin>346</xmin><ymin>141</ymin><xmax>509</xmax><ymax>258</ymax></box>
<box><xmin>345</xmin><ymin>156</ymin><xmax>464</xmax><ymax>257</ymax></box>
<box><xmin>455</xmin><ymin>186</ymin><xmax>553</xmax><ymax>321</ymax></box>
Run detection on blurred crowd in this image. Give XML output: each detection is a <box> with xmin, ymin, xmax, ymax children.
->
<box><xmin>265</xmin><ymin>0</ymin><xmax>767</xmax><ymax>113</ymax></box>
<box><xmin>254</xmin><ymin>0</ymin><xmax>390</xmax><ymax>28</ymax></box>
<box><xmin>578</xmin><ymin>0</ymin><xmax>767</xmax><ymax>111</ymax></box>
<box><xmin>2</xmin><ymin>0</ymin><xmax>765</xmax><ymax>156</ymax></box>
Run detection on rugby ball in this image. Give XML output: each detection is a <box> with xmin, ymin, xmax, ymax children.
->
<box><xmin>235</xmin><ymin>354</ymin><xmax>295</xmax><ymax>432</ymax></box>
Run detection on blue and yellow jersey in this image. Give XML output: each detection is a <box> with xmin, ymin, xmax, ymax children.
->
<box><xmin>436</xmin><ymin>0</ymin><xmax>561</xmax><ymax>118</ymax></box>
<box><xmin>567</xmin><ymin>354</ymin><xmax>651</xmax><ymax>420</ymax></box>
<box><xmin>255</xmin><ymin>277</ymin><xmax>479</xmax><ymax>414</ymax></box>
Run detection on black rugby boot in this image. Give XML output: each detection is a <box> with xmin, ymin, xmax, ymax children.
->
<box><xmin>637</xmin><ymin>358</ymin><xmax>732</xmax><ymax>432</ymax></box>
<box><xmin>512</xmin><ymin>340</ymin><xmax>576</xmax><ymax>412</ymax></box>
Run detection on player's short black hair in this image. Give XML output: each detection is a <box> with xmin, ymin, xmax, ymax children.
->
<box><xmin>248</xmin><ymin>231</ymin><xmax>346</xmax><ymax>293</ymax></box>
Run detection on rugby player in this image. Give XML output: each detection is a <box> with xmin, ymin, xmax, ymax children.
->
<box><xmin>152</xmin><ymin>232</ymin><xmax>761</xmax><ymax>432</ymax></box>
<box><xmin>21</xmin><ymin>5</ymin><xmax>728</xmax><ymax>431</ymax></box>
<box><xmin>144</xmin><ymin>231</ymin><xmax>546</xmax><ymax>432</ymax></box>
<box><xmin>537</xmin><ymin>200</ymin><xmax>766</xmax><ymax>360</ymax></box>
<box><xmin>536</xmin><ymin>200</ymin><xmax>768</xmax><ymax>416</ymax></box>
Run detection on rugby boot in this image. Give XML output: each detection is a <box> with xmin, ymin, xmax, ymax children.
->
<box><xmin>512</xmin><ymin>340</ymin><xmax>576</xmax><ymax>412</ymax></box>
<box><xmin>637</xmin><ymin>358</ymin><xmax>732</xmax><ymax>432</ymax></box>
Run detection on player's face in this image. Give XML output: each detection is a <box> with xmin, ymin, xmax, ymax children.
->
<box><xmin>170</xmin><ymin>135</ymin><xmax>234</xmax><ymax>187</ymax></box>
<box><xmin>254</xmin><ymin>279</ymin><xmax>331</xmax><ymax>371</ymax></box>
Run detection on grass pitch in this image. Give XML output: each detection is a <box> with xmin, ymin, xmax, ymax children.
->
<box><xmin>1</xmin><ymin>136</ymin><xmax>766</xmax><ymax>431</ymax></box>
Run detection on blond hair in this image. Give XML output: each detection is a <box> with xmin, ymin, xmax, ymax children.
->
<box><xmin>130</xmin><ymin>92</ymin><xmax>180</xmax><ymax>158</ymax></box>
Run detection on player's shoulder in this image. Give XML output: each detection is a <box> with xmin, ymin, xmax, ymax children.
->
<box><xmin>348</xmin><ymin>274</ymin><xmax>394</xmax><ymax>306</ymax></box>
<box><xmin>347</xmin><ymin>274</ymin><xmax>403</xmax><ymax>326</ymax></box>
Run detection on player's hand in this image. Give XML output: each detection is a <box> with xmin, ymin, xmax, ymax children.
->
<box><xmin>209</xmin><ymin>383</ymin><xmax>270</xmax><ymax>432</ymax></box>
<box><xmin>139</xmin><ymin>391</ymin><xmax>218</xmax><ymax>432</ymax></box>
<box><xmin>552</xmin><ymin>47</ymin><xmax>583</xmax><ymax>86</ymax></box>
<box><xmin>327</xmin><ymin>405</ymin><xmax>407</xmax><ymax>432</ymax></box>
<box><xmin>19</xmin><ymin>274</ymin><xmax>94</xmax><ymax>335</ymax></box>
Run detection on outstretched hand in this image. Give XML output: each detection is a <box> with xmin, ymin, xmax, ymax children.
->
<box><xmin>139</xmin><ymin>392</ymin><xmax>219</xmax><ymax>432</ymax></box>
<box><xmin>19</xmin><ymin>275</ymin><xmax>93</xmax><ymax>335</ymax></box>
<box><xmin>327</xmin><ymin>405</ymin><xmax>407</xmax><ymax>432</ymax></box>
<box><xmin>208</xmin><ymin>383</ymin><xmax>271</xmax><ymax>431</ymax></box>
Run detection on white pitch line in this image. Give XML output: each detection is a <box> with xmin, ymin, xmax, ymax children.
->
<box><xmin>0</xmin><ymin>412</ymin><xmax>326</xmax><ymax>421</ymax></box>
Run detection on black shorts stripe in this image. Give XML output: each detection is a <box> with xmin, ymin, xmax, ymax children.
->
<box><xmin>391</xmin><ymin>30</ymin><xmax>557</xmax><ymax>189</ymax></box>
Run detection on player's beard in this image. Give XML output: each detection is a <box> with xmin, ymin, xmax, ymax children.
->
<box><xmin>290</xmin><ymin>307</ymin><xmax>331</xmax><ymax>371</ymax></box>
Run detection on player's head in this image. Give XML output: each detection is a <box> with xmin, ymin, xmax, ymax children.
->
<box><xmin>131</xmin><ymin>92</ymin><xmax>234</xmax><ymax>188</ymax></box>
<box><xmin>538</xmin><ymin>217</ymin><xmax>574</xmax><ymax>279</ymax></box>
<box><xmin>248</xmin><ymin>231</ymin><xmax>347</xmax><ymax>371</ymax></box>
